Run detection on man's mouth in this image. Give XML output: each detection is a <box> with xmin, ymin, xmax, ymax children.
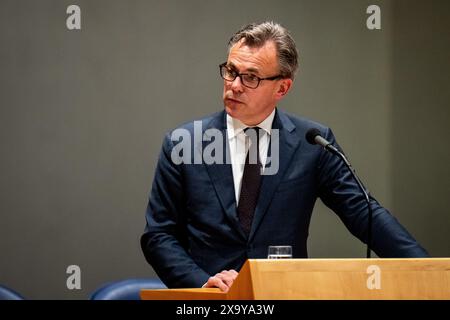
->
<box><xmin>225</xmin><ymin>97</ymin><xmax>244</xmax><ymax>104</ymax></box>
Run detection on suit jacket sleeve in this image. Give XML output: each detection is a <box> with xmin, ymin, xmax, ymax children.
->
<box><xmin>316</xmin><ymin>128</ymin><xmax>429</xmax><ymax>257</ymax></box>
<box><xmin>140</xmin><ymin>132</ymin><xmax>211</xmax><ymax>288</ymax></box>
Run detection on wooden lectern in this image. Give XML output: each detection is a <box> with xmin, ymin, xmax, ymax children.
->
<box><xmin>141</xmin><ymin>258</ymin><xmax>450</xmax><ymax>300</ymax></box>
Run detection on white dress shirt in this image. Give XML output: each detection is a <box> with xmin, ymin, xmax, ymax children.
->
<box><xmin>226</xmin><ymin>109</ymin><xmax>276</xmax><ymax>205</ymax></box>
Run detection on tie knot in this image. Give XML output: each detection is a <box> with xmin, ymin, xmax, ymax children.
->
<box><xmin>244</xmin><ymin>126</ymin><xmax>261</xmax><ymax>133</ymax></box>
<box><xmin>244</xmin><ymin>127</ymin><xmax>262</xmax><ymax>144</ymax></box>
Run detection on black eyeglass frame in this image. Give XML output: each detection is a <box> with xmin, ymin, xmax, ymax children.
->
<box><xmin>219</xmin><ymin>62</ymin><xmax>283</xmax><ymax>89</ymax></box>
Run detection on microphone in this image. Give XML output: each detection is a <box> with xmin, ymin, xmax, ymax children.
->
<box><xmin>306</xmin><ymin>128</ymin><xmax>340</xmax><ymax>155</ymax></box>
<box><xmin>305</xmin><ymin>128</ymin><xmax>373</xmax><ymax>258</ymax></box>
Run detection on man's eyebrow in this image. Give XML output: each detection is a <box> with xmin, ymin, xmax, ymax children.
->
<box><xmin>227</xmin><ymin>62</ymin><xmax>260</xmax><ymax>74</ymax></box>
<box><xmin>246</xmin><ymin>67</ymin><xmax>259</xmax><ymax>73</ymax></box>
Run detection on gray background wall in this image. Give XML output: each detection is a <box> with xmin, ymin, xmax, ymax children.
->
<box><xmin>0</xmin><ymin>0</ymin><xmax>448</xmax><ymax>299</ymax></box>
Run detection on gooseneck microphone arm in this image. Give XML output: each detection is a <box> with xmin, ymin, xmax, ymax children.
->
<box><xmin>306</xmin><ymin>128</ymin><xmax>373</xmax><ymax>258</ymax></box>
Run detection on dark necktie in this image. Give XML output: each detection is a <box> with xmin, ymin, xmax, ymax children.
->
<box><xmin>237</xmin><ymin>127</ymin><xmax>263</xmax><ymax>236</ymax></box>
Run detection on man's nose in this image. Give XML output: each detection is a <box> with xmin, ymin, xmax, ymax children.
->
<box><xmin>230</xmin><ymin>76</ymin><xmax>244</xmax><ymax>93</ymax></box>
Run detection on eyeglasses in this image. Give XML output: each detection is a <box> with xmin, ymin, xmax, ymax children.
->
<box><xmin>219</xmin><ymin>62</ymin><xmax>282</xmax><ymax>89</ymax></box>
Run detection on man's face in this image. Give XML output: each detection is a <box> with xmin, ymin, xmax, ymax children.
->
<box><xmin>223</xmin><ymin>39</ymin><xmax>292</xmax><ymax>126</ymax></box>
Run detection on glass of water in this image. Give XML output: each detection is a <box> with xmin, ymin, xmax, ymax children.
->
<box><xmin>267</xmin><ymin>245</ymin><xmax>292</xmax><ymax>259</ymax></box>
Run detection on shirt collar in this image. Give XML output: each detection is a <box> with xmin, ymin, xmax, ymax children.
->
<box><xmin>226</xmin><ymin>108</ymin><xmax>276</xmax><ymax>140</ymax></box>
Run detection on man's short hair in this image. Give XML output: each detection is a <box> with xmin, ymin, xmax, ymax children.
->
<box><xmin>228</xmin><ymin>21</ymin><xmax>299</xmax><ymax>79</ymax></box>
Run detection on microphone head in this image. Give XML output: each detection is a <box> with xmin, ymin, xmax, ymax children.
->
<box><xmin>305</xmin><ymin>128</ymin><xmax>321</xmax><ymax>145</ymax></box>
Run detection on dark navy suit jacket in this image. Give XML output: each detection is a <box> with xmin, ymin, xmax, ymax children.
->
<box><xmin>141</xmin><ymin>109</ymin><xmax>428</xmax><ymax>288</ymax></box>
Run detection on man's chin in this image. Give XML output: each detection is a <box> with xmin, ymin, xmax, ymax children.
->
<box><xmin>224</xmin><ymin>105</ymin><xmax>239</xmax><ymax>117</ymax></box>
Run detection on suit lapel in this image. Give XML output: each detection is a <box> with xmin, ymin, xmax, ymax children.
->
<box><xmin>201</xmin><ymin>111</ymin><xmax>247</xmax><ymax>240</ymax></box>
<box><xmin>200</xmin><ymin>109</ymin><xmax>302</xmax><ymax>242</ymax></box>
<box><xmin>248</xmin><ymin>109</ymin><xmax>302</xmax><ymax>242</ymax></box>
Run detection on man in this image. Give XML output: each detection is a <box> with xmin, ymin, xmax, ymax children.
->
<box><xmin>141</xmin><ymin>21</ymin><xmax>428</xmax><ymax>292</ymax></box>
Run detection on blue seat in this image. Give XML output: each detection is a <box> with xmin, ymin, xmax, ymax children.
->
<box><xmin>0</xmin><ymin>285</ymin><xmax>25</xmax><ymax>300</ymax></box>
<box><xmin>90</xmin><ymin>278</ymin><xmax>167</xmax><ymax>300</ymax></box>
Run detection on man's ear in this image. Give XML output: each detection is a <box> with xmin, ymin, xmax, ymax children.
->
<box><xmin>275</xmin><ymin>78</ymin><xmax>293</xmax><ymax>100</ymax></box>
